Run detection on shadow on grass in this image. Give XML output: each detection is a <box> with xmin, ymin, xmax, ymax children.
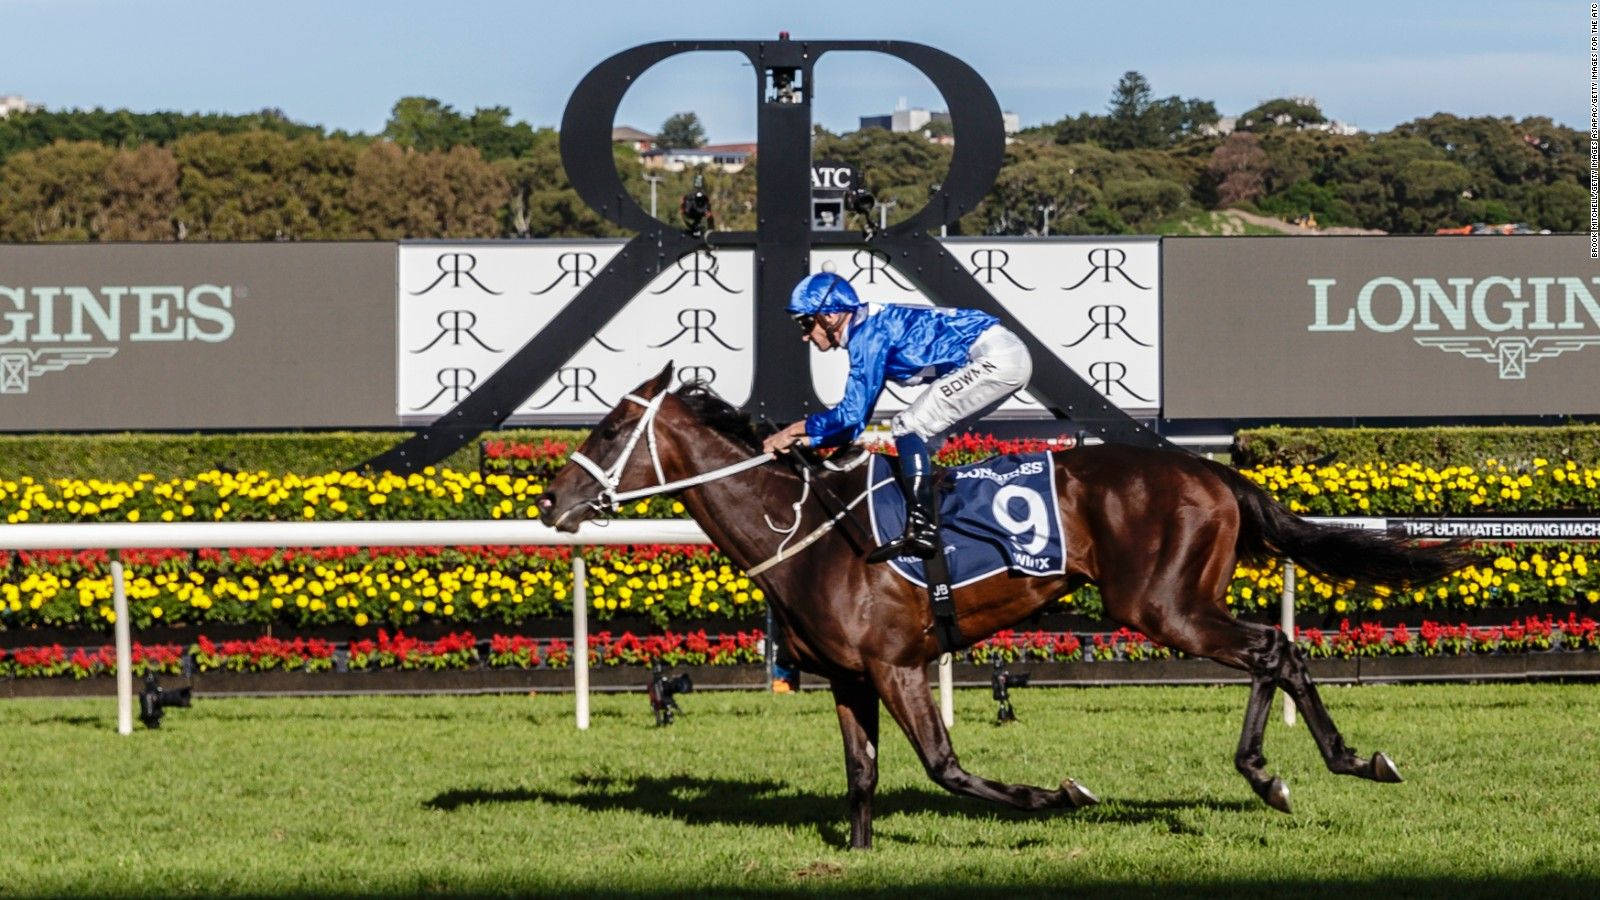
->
<box><xmin>424</xmin><ymin>774</ymin><xmax>1262</xmax><ymax>848</ymax></box>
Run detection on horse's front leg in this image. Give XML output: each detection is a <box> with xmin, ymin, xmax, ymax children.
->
<box><xmin>830</xmin><ymin>677</ymin><xmax>881</xmax><ymax>850</ymax></box>
<box><xmin>869</xmin><ymin>661</ymin><xmax>1098</xmax><ymax>812</ymax></box>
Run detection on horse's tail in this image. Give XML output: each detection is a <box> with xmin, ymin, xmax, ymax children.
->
<box><xmin>1205</xmin><ymin>459</ymin><xmax>1475</xmax><ymax>588</ymax></box>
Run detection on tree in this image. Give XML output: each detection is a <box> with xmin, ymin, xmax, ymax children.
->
<box><xmin>1237</xmin><ymin>98</ymin><xmax>1327</xmax><ymax>132</ymax></box>
<box><xmin>1207</xmin><ymin>132</ymin><xmax>1269</xmax><ymax>207</ymax></box>
<box><xmin>101</xmin><ymin>143</ymin><xmax>181</xmax><ymax>239</ymax></box>
<box><xmin>500</xmin><ymin>128</ymin><xmax>629</xmax><ymax>238</ymax></box>
<box><xmin>1102</xmin><ymin>71</ymin><xmax>1156</xmax><ymax>150</ymax></box>
<box><xmin>382</xmin><ymin>97</ymin><xmax>468</xmax><ymax>153</ymax></box>
<box><xmin>173</xmin><ymin>130</ymin><xmax>360</xmax><ymax>240</ymax></box>
<box><xmin>656</xmin><ymin>112</ymin><xmax>706</xmax><ymax>150</ymax></box>
<box><xmin>0</xmin><ymin>140</ymin><xmax>116</xmax><ymax>240</ymax></box>
<box><xmin>347</xmin><ymin>142</ymin><xmax>507</xmax><ymax>239</ymax></box>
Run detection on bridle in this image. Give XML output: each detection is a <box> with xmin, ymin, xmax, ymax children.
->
<box><xmin>562</xmin><ymin>387</ymin><xmax>890</xmax><ymax>576</ymax></box>
<box><xmin>564</xmin><ymin>390</ymin><xmax>775</xmax><ymax>517</ymax></box>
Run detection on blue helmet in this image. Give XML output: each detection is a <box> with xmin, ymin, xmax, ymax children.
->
<box><xmin>785</xmin><ymin>272</ymin><xmax>861</xmax><ymax>318</ymax></box>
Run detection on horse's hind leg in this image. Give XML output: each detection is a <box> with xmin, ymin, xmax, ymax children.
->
<box><xmin>1269</xmin><ymin>626</ymin><xmax>1404</xmax><ymax>784</ymax></box>
<box><xmin>1217</xmin><ymin>622</ymin><xmax>1401</xmax><ymax>805</ymax></box>
<box><xmin>869</xmin><ymin>662</ymin><xmax>1098</xmax><ymax>812</ymax></box>
<box><xmin>829</xmin><ymin>677</ymin><xmax>881</xmax><ymax>850</ymax></box>
<box><xmin>1237</xmin><ymin>666</ymin><xmax>1292</xmax><ymax>813</ymax></box>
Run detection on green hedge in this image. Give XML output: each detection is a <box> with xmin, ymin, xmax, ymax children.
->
<box><xmin>0</xmin><ymin>429</ymin><xmax>583</xmax><ymax>481</ymax></box>
<box><xmin>1233</xmin><ymin>425</ymin><xmax>1600</xmax><ymax>469</ymax></box>
<box><xmin>10</xmin><ymin>423</ymin><xmax>1600</xmax><ymax>481</ymax></box>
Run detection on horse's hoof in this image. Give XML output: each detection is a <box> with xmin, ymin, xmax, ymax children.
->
<box><xmin>1370</xmin><ymin>751</ymin><xmax>1404</xmax><ymax>783</ymax></box>
<box><xmin>1260</xmin><ymin>777</ymin><xmax>1292</xmax><ymax>814</ymax></box>
<box><xmin>1061</xmin><ymin>778</ymin><xmax>1099</xmax><ymax>808</ymax></box>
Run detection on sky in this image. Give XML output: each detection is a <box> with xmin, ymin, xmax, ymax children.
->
<box><xmin>1</xmin><ymin>0</ymin><xmax>1587</xmax><ymax>143</ymax></box>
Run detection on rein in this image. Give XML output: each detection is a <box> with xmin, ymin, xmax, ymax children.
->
<box><xmin>566</xmin><ymin>391</ymin><xmax>774</xmax><ymax>514</ymax></box>
<box><xmin>566</xmin><ymin>389</ymin><xmax>879</xmax><ymax>575</ymax></box>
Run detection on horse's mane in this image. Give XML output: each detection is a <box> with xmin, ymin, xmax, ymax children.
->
<box><xmin>673</xmin><ymin>381</ymin><xmax>773</xmax><ymax>450</ymax></box>
<box><xmin>672</xmin><ymin>380</ymin><xmax>871</xmax><ymax>470</ymax></box>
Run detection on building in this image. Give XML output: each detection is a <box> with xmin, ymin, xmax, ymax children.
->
<box><xmin>859</xmin><ymin>104</ymin><xmax>1020</xmax><ymax>136</ymax></box>
<box><xmin>0</xmin><ymin>94</ymin><xmax>38</xmax><ymax>117</ymax></box>
<box><xmin>640</xmin><ymin>142</ymin><xmax>757</xmax><ymax>173</ymax></box>
<box><xmin>611</xmin><ymin>125</ymin><xmax>656</xmax><ymax>153</ymax></box>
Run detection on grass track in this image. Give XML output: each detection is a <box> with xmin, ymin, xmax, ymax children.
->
<box><xmin>2</xmin><ymin>684</ymin><xmax>1598</xmax><ymax>897</ymax></box>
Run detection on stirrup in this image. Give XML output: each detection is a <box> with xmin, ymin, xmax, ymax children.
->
<box><xmin>866</xmin><ymin>513</ymin><xmax>938</xmax><ymax>563</ymax></box>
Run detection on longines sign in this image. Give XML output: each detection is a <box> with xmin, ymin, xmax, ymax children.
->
<box><xmin>398</xmin><ymin>237</ymin><xmax>1159</xmax><ymax>424</ymax></box>
<box><xmin>1163</xmin><ymin>235</ymin><xmax>1600</xmax><ymax>418</ymax></box>
<box><xmin>0</xmin><ymin>243</ymin><xmax>394</xmax><ymax>430</ymax></box>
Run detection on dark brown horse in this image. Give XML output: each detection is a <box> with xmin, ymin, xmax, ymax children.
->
<box><xmin>536</xmin><ymin>365</ymin><xmax>1472</xmax><ymax>849</ymax></box>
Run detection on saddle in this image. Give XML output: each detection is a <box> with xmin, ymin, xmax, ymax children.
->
<box><xmin>868</xmin><ymin>452</ymin><xmax>1067</xmax><ymax>653</ymax></box>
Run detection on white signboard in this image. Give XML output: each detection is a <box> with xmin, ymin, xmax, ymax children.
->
<box><xmin>397</xmin><ymin>238</ymin><xmax>1158</xmax><ymax>425</ymax></box>
<box><xmin>808</xmin><ymin>238</ymin><xmax>1160</xmax><ymax>416</ymax></box>
<box><xmin>398</xmin><ymin>243</ymin><xmax>753</xmax><ymax>423</ymax></box>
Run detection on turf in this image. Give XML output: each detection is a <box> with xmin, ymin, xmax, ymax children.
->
<box><xmin>2</xmin><ymin>684</ymin><xmax>1597</xmax><ymax>897</ymax></box>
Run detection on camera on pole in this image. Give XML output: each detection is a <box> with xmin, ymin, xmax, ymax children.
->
<box><xmin>990</xmin><ymin>658</ymin><xmax>1030</xmax><ymax>725</ymax></box>
<box><xmin>138</xmin><ymin>674</ymin><xmax>192</xmax><ymax>729</ymax></box>
<box><xmin>680</xmin><ymin>175</ymin><xmax>715</xmax><ymax>241</ymax></box>
<box><xmin>648</xmin><ymin>660</ymin><xmax>693</xmax><ymax>726</ymax></box>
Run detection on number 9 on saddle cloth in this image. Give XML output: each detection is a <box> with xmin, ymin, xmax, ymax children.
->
<box><xmin>866</xmin><ymin>453</ymin><xmax>1066</xmax><ymax>588</ymax></box>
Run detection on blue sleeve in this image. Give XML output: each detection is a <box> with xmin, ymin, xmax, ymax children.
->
<box><xmin>804</xmin><ymin>320</ymin><xmax>890</xmax><ymax>447</ymax></box>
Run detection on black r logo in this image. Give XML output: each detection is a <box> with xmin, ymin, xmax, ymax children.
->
<box><xmin>1062</xmin><ymin>304</ymin><xmax>1152</xmax><ymax>348</ymax></box>
<box><xmin>649</xmin><ymin>308</ymin><xmax>744</xmax><ymax>350</ymax></box>
<box><xmin>1061</xmin><ymin>247</ymin><xmax>1150</xmax><ymax>291</ymax></box>
<box><xmin>848</xmin><ymin>249</ymin><xmax>916</xmax><ymax>290</ymax></box>
<box><xmin>649</xmin><ymin>251</ymin><xmax>741</xmax><ymax>294</ymax></box>
<box><xmin>530</xmin><ymin>366</ymin><xmax>611</xmax><ymax>409</ymax></box>
<box><xmin>410</xmin><ymin>310</ymin><xmax>502</xmax><ymax>353</ymax></box>
<box><xmin>1087</xmin><ymin>361</ymin><xmax>1152</xmax><ymax>403</ymax></box>
<box><xmin>530</xmin><ymin>251</ymin><xmax>602</xmax><ymax>295</ymax></box>
<box><xmin>412</xmin><ymin>368</ymin><xmax>479</xmax><ymax>410</ymax></box>
<box><xmin>410</xmin><ymin>253</ymin><xmax>503</xmax><ymax>295</ymax></box>
<box><xmin>969</xmin><ymin>248</ymin><xmax>1034</xmax><ymax>291</ymax></box>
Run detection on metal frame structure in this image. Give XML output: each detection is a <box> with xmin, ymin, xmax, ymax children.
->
<box><xmin>365</xmin><ymin>37</ymin><xmax>1173</xmax><ymax>473</ymax></box>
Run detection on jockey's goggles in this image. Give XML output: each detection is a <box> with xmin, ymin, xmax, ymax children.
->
<box><xmin>793</xmin><ymin>313</ymin><xmax>819</xmax><ymax>332</ymax></box>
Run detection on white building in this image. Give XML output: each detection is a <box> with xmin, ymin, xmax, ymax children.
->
<box><xmin>0</xmin><ymin>94</ymin><xmax>38</xmax><ymax>117</ymax></box>
<box><xmin>859</xmin><ymin>103</ymin><xmax>1020</xmax><ymax>136</ymax></box>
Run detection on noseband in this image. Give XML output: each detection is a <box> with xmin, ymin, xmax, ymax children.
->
<box><xmin>566</xmin><ymin>390</ymin><xmax>775</xmax><ymax>515</ymax></box>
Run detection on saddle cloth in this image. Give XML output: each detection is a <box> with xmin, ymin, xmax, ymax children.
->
<box><xmin>867</xmin><ymin>452</ymin><xmax>1067</xmax><ymax>588</ymax></box>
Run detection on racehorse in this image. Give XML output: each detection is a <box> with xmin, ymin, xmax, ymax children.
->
<box><xmin>536</xmin><ymin>365</ymin><xmax>1473</xmax><ymax>849</ymax></box>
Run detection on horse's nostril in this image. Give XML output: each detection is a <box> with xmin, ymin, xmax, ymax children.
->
<box><xmin>536</xmin><ymin>494</ymin><xmax>556</xmax><ymax>510</ymax></box>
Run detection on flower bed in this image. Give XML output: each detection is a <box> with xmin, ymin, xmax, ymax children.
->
<box><xmin>3</xmin><ymin>444</ymin><xmax>1600</xmax><ymax>633</ymax></box>
<box><xmin>2</xmin><ymin>617</ymin><xmax>1594</xmax><ymax>679</ymax></box>
<box><xmin>2</xmin><ymin>539</ymin><xmax>1595</xmax><ymax>633</ymax></box>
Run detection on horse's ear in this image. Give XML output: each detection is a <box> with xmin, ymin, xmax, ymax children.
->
<box><xmin>647</xmin><ymin>361</ymin><xmax>674</xmax><ymax>396</ymax></box>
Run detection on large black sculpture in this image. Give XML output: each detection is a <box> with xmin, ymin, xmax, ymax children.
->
<box><xmin>365</xmin><ymin>37</ymin><xmax>1172</xmax><ymax>473</ymax></box>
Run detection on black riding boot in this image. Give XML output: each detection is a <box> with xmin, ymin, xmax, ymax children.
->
<box><xmin>866</xmin><ymin>463</ymin><xmax>939</xmax><ymax>563</ymax></box>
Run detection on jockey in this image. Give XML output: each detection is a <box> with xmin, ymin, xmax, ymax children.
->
<box><xmin>761</xmin><ymin>272</ymin><xmax>1033</xmax><ymax>562</ymax></box>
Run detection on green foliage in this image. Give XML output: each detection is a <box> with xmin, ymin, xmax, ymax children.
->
<box><xmin>382</xmin><ymin>97</ymin><xmax>535</xmax><ymax>161</ymax></box>
<box><xmin>0</xmin><ymin>91</ymin><xmax>1590</xmax><ymax>240</ymax></box>
<box><xmin>1237</xmin><ymin>97</ymin><xmax>1327</xmax><ymax>131</ymax></box>
<box><xmin>0</xmin><ymin>106</ymin><xmax>326</xmax><ymax>167</ymax></box>
<box><xmin>1233</xmin><ymin>425</ymin><xmax>1600</xmax><ymax>469</ymax></box>
<box><xmin>656</xmin><ymin>111</ymin><xmax>707</xmax><ymax>150</ymax></box>
<box><xmin>1255</xmin><ymin>178</ymin><xmax>1358</xmax><ymax>225</ymax></box>
<box><xmin>0</xmin><ymin>432</ymin><xmax>462</xmax><ymax>480</ymax></box>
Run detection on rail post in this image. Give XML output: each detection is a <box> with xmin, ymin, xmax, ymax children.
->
<box><xmin>112</xmin><ymin>551</ymin><xmax>133</xmax><ymax>736</ymax></box>
<box><xmin>939</xmin><ymin>653</ymin><xmax>955</xmax><ymax>728</ymax></box>
<box><xmin>574</xmin><ymin>555</ymin><xmax>589</xmax><ymax>730</ymax></box>
<box><xmin>1281</xmin><ymin>559</ymin><xmax>1296</xmax><ymax>727</ymax></box>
